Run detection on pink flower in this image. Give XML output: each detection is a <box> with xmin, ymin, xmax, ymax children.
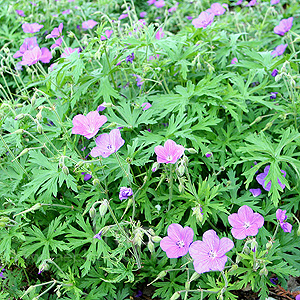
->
<box><xmin>13</xmin><ymin>37</ymin><xmax>38</xmax><ymax>58</ymax></box>
<box><xmin>141</xmin><ymin>102</ymin><xmax>152</xmax><ymax>110</ymax></box>
<box><xmin>246</xmin><ymin>0</ymin><xmax>257</xmax><ymax>6</ymax></box>
<box><xmin>276</xmin><ymin>209</ymin><xmax>292</xmax><ymax>233</ymax></box>
<box><xmin>249</xmin><ymin>188</ymin><xmax>261</xmax><ymax>197</ymax></box>
<box><xmin>154</xmin><ymin>0</ymin><xmax>165</xmax><ymax>8</ymax></box>
<box><xmin>231</xmin><ymin>57</ymin><xmax>238</xmax><ymax>64</ymax></box>
<box><xmin>210</xmin><ymin>3</ymin><xmax>226</xmax><ymax>15</ymax></box>
<box><xmin>82</xmin><ymin>20</ymin><xmax>98</xmax><ymax>30</ymax></box>
<box><xmin>228</xmin><ymin>205</ymin><xmax>264</xmax><ymax>240</ymax></box>
<box><xmin>16</xmin><ymin>10</ymin><xmax>25</xmax><ymax>17</ymax></box>
<box><xmin>155</xmin><ymin>28</ymin><xmax>165</xmax><ymax>40</ymax></box>
<box><xmin>90</xmin><ymin>129</ymin><xmax>125</xmax><ymax>158</ymax></box>
<box><xmin>100</xmin><ymin>30</ymin><xmax>113</xmax><ymax>41</ymax></box>
<box><xmin>40</xmin><ymin>48</ymin><xmax>52</xmax><ymax>63</ymax></box>
<box><xmin>274</xmin><ymin>17</ymin><xmax>293</xmax><ymax>36</ymax></box>
<box><xmin>72</xmin><ymin>111</ymin><xmax>107</xmax><ymax>139</ymax></box>
<box><xmin>50</xmin><ymin>37</ymin><xmax>63</xmax><ymax>49</ymax></box>
<box><xmin>256</xmin><ymin>165</ymin><xmax>286</xmax><ymax>191</ymax></box>
<box><xmin>46</xmin><ymin>23</ymin><xmax>63</xmax><ymax>39</ymax></box>
<box><xmin>140</xmin><ymin>12</ymin><xmax>147</xmax><ymax>18</ymax></box>
<box><xmin>62</xmin><ymin>9</ymin><xmax>71</xmax><ymax>15</ymax></box>
<box><xmin>21</xmin><ymin>47</ymin><xmax>42</xmax><ymax>66</ymax></box>
<box><xmin>22</xmin><ymin>23</ymin><xmax>44</xmax><ymax>33</ymax></box>
<box><xmin>160</xmin><ymin>224</ymin><xmax>194</xmax><ymax>258</ymax></box>
<box><xmin>189</xmin><ymin>230</ymin><xmax>234</xmax><ymax>274</ymax></box>
<box><xmin>148</xmin><ymin>0</ymin><xmax>156</xmax><ymax>5</ymax></box>
<box><xmin>192</xmin><ymin>11</ymin><xmax>214</xmax><ymax>29</ymax></box>
<box><xmin>168</xmin><ymin>2</ymin><xmax>179</xmax><ymax>13</ymax></box>
<box><xmin>154</xmin><ymin>140</ymin><xmax>185</xmax><ymax>164</ymax></box>
<box><xmin>271</xmin><ymin>44</ymin><xmax>288</xmax><ymax>57</ymax></box>
<box><xmin>61</xmin><ymin>47</ymin><xmax>80</xmax><ymax>58</ymax></box>
<box><xmin>118</xmin><ymin>14</ymin><xmax>128</xmax><ymax>20</ymax></box>
<box><xmin>271</xmin><ymin>0</ymin><xmax>280</xmax><ymax>4</ymax></box>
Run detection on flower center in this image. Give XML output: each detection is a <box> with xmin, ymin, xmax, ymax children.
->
<box><xmin>244</xmin><ymin>222</ymin><xmax>250</xmax><ymax>229</ymax></box>
<box><xmin>106</xmin><ymin>144</ymin><xmax>113</xmax><ymax>150</ymax></box>
<box><xmin>208</xmin><ymin>250</ymin><xmax>217</xmax><ymax>258</ymax></box>
<box><xmin>87</xmin><ymin>126</ymin><xmax>95</xmax><ymax>133</ymax></box>
<box><xmin>176</xmin><ymin>240</ymin><xmax>185</xmax><ymax>248</ymax></box>
<box><xmin>166</xmin><ymin>155</ymin><xmax>173</xmax><ymax>161</ymax></box>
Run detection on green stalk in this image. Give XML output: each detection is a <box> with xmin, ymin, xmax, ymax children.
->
<box><xmin>167</xmin><ymin>164</ymin><xmax>173</xmax><ymax>211</ymax></box>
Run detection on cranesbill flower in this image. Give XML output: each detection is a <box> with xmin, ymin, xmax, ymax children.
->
<box><xmin>155</xmin><ymin>28</ymin><xmax>165</xmax><ymax>40</ymax></box>
<box><xmin>256</xmin><ymin>165</ymin><xmax>286</xmax><ymax>191</ymax></box>
<box><xmin>271</xmin><ymin>69</ymin><xmax>278</xmax><ymax>77</ymax></box>
<box><xmin>231</xmin><ymin>57</ymin><xmax>238</xmax><ymax>64</ymax></box>
<box><xmin>21</xmin><ymin>46</ymin><xmax>42</xmax><ymax>66</ymax></box>
<box><xmin>39</xmin><ymin>47</ymin><xmax>52</xmax><ymax>63</ymax></box>
<box><xmin>249</xmin><ymin>188</ymin><xmax>261</xmax><ymax>197</ymax></box>
<box><xmin>271</xmin><ymin>0</ymin><xmax>280</xmax><ymax>4</ymax></box>
<box><xmin>90</xmin><ymin>129</ymin><xmax>125</xmax><ymax>158</ymax></box>
<box><xmin>154</xmin><ymin>0</ymin><xmax>165</xmax><ymax>8</ymax></box>
<box><xmin>140</xmin><ymin>11</ymin><xmax>147</xmax><ymax>18</ymax></box>
<box><xmin>100</xmin><ymin>30</ymin><xmax>113</xmax><ymax>41</ymax></box>
<box><xmin>235</xmin><ymin>0</ymin><xmax>243</xmax><ymax>4</ymax></box>
<box><xmin>276</xmin><ymin>209</ymin><xmax>292</xmax><ymax>233</ymax></box>
<box><xmin>0</xmin><ymin>267</ymin><xmax>5</xmax><ymax>279</ymax></box>
<box><xmin>46</xmin><ymin>23</ymin><xmax>63</xmax><ymax>39</ymax></box>
<box><xmin>205</xmin><ymin>152</ymin><xmax>212</xmax><ymax>158</ymax></box>
<box><xmin>72</xmin><ymin>111</ymin><xmax>107</xmax><ymax>139</ymax></box>
<box><xmin>168</xmin><ymin>2</ymin><xmax>179</xmax><ymax>13</ymax></box>
<box><xmin>82</xmin><ymin>19</ymin><xmax>98</xmax><ymax>30</ymax></box>
<box><xmin>148</xmin><ymin>0</ymin><xmax>156</xmax><ymax>4</ymax></box>
<box><xmin>155</xmin><ymin>140</ymin><xmax>185</xmax><ymax>164</ymax></box>
<box><xmin>132</xmin><ymin>74</ymin><xmax>144</xmax><ymax>87</ymax></box>
<box><xmin>93</xmin><ymin>231</ymin><xmax>102</xmax><ymax>240</ymax></box>
<box><xmin>274</xmin><ymin>17</ymin><xmax>293</xmax><ymax>36</ymax></box>
<box><xmin>192</xmin><ymin>11</ymin><xmax>214</xmax><ymax>29</ymax></box>
<box><xmin>62</xmin><ymin>9</ymin><xmax>71</xmax><ymax>15</ymax></box>
<box><xmin>160</xmin><ymin>223</ymin><xmax>194</xmax><ymax>258</ymax></box>
<box><xmin>13</xmin><ymin>37</ymin><xmax>38</xmax><ymax>58</ymax></box>
<box><xmin>271</xmin><ymin>44</ymin><xmax>287</xmax><ymax>57</ymax></box>
<box><xmin>119</xmin><ymin>187</ymin><xmax>133</xmax><ymax>200</ymax></box>
<box><xmin>210</xmin><ymin>3</ymin><xmax>226</xmax><ymax>15</ymax></box>
<box><xmin>228</xmin><ymin>205</ymin><xmax>264</xmax><ymax>239</ymax></box>
<box><xmin>22</xmin><ymin>23</ymin><xmax>44</xmax><ymax>33</ymax></box>
<box><xmin>125</xmin><ymin>53</ymin><xmax>135</xmax><ymax>63</ymax></box>
<box><xmin>141</xmin><ymin>102</ymin><xmax>152</xmax><ymax>110</ymax></box>
<box><xmin>119</xmin><ymin>14</ymin><xmax>128</xmax><ymax>20</ymax></box>
<box><xmin>50</xmin><ymin>37</ymin><xmax>63</xmax><ymax>49</ymax></box>
<box><xmin>246</xmin><ymin>0</ymin><xmax>257</xmax><ymax>6</ymax></box>
<box><xmin>16</xmin><ymin>10</ymin><xmax>25</xmax><ymax>17</ymax></box>
<box><xmin>61</xmin><ymin>47</ymin><xmax>80</xmax><ymax>58</ymax></box>
<box><xmin>81</xmin><ymin>172</ymin><xmax>92</xmax><ymax>181</ymax></box>
<box><xmin>270</xmin><ymin>92</ymin><xmax>278</xmax><ymax>99</ymax></box>
<box><xmin>97</xmin><ymin>102</ymin><xmax>107</xmax><ymax>112</ymax></box>
<box><xmin>189</xmin><ymin>230</ymin><xmax>234</xmax><ymax>274</ymax></box>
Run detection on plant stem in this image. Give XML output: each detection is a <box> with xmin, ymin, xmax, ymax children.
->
<box><xmin>167</xmin><ymin>164</ymin><xmax>173</xmax><ymax>211</ymax></box>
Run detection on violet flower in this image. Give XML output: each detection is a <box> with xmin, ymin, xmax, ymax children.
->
<box><xmin>249</xmin><ymin>188</ymin><xmax>261</xmax><ymax>197</ymax></box>
<box><xmin>155</xmin><ymin>140</ymin><xmax>185</xmax><ymax>164</ymax></box>
<box><xmin>271</xmin><ymin>69</ymin><xmax>278</xmax><ymax>77</ymax></box>
<box><xmin>20</xmin><ymin>46</ymin><xmax>42</xmax><ymax>66</ymax></box>
<box><xmin>271</xmin><ymin>44</ymin><xmax>287</xmax><ymax>57</ymax></box>
<box><xmin>100</xmin><ymin>30</ymin><xmax>113</xmax><ymax>41</ymax></box>
<box><xmin>155</xmin><ymin>28</ymin><xmax>165</xmax><ymax>40</ymax></box>
<box><xmin>228</xmin><ymin>205</ymin><xmax>264</xmax><ymax>240</ymax></box>
<box><xmin>119</xmin><ymin>187</ymin><xmax>133</xmax><ymax>201</ymax></box>
<box><xmin>50</xmin><ymin>37</ymin><xmax>63</xmax><ymax>49</ymax></box>
<box><xmin>141</xmin><ymin>102</ymin><xmax>152</xmax><ymax>110</ymax></box>
<box><xmin>22</xmin><ymin>23</ymin><xmax>44</xmax><ymax>33</ymax></box>
<box><xmin>90</xmin><ymin>129</ymin><xmax>125</xmax><ymax>158</ymax></box>
<box><xmin>16</xmin><ymin>10</ymin><xmax>25</xmax><ymax>17</ymax></box>
<box><xmin>168</xmin><ymin>2</ymin><xmax>179</xmax><ymax>13</ymax></box>
<box><xmin>210</xmin><ymin>3</ymin><xmax>226</xmax><ymax>15</ymax></box>
<box><xmin>133</xmin><ymin>74</ymin><xmax>144</xmax><ymax>87</ymax></box>
<box><xmin>125</xmin><ymin>53</ymin><xmax>135</xmax><ymax>63</ymax></box>
<box><xmin>61</xmin><ymin>47</ymin><xmax>80</xmax><ymax>58</ymax></box>
<box><xmin>189</xmin><ymin>230</ymin><xmax>234</xmax><ymax>274</ymax></box>
<box><xmin>148</xmin><ymin>0</ymin><xmax>156</xmax><ymax>5</ymax></box>
<box><xmin>119</xmin><ymin>14</ymin><xmax>128</xmax><ymax>20</ymax></box>
<box><xmin>246</xmin><ymin>0</ymin><xmax>257</xmax><ymax>6</ymax></box>
<box><xmin>270</xmin><ymin>92</ymin><xmax>278</xmax><ymax>99</ymax></box>
<box><xmin>256</xmin><ymin>165</ymin><xmax>286</xmax><ymax>191</ymax></box>
<box><xmin>82</xmin><ymin>20</ymin><xmax>98</xmax><ymax>30</ymax></box>
<box><xmin>0</xmin><ymin>268</ymin><xmax>5</xmax><ymax>279</ymax></box>
<box><xmin>231</xmin><ymin>57</ymin><xmax>238</xmax><ymax>64</ymax></box>
<box><xmin>72</xmin><ymin>111</ymin><xmax>107</xmax><ymax>139</ymax></box>
<box><xmin>192</xmin><ymin>11</ymin><xmax>214</xmax><ymax>29</ymax></box>
<box><xmin>13</xmin><ymin>37</ymin><xmax>38</xmax><ymax>58</ymax></box>
<box><xmin>93</xmin><ymin>231</ymin><xmax>102</xmax><ymax>240</ymax></box>
<box><xmin>140</xmin><ymin>12</ymin><xmax>147</xmax><ymax>18</ymax></box>
<box><xmin>81</xmin><ymin>172</ymin><xmax>92</xmax><ymax>181</ymax></box>
<box><xmin>62</xmin><ymin>9</ymin><xmax>71</xmax><ymax>15</ymax></box>
<box><xmin>274</xmin><ymin>17</ymin><xmax>293</xmax><ymax>36</ymax></box>
<box><xmin>160</xmin><ymin>223</ymin><xmax>194</xmax><ymax>258</ymax></box>
<box><xmin>46</xmin><ymin>23</ymin><xmax>63</xmax><ymax>39</ymax></box>
<box><xmin>205</xmin><ymin>152</ymin><xmax>212</xmax><ymax>158</ymax></box>
<box><xmin>276</xmin><ymin>209</ymin><xmax>292</xmax><ymax>233</ymax></box>
<box><xmin>271</xmin><ymin>0</ymin><xmax>280</xmax><ymax>4</ymax></box>
<box><xmin>97</xmin><ymin>102</ymin><xmax>107</xmax><ymax>112</ymax></box>
<box><xmin>154</xmin><ymin>0</ymin><xmax>165</xmax><ymax>8</ymax></box>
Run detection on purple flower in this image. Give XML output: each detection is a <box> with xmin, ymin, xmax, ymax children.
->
<box><xmin>13</xmin><ymin>37</ymin><xmax>38</xmax><ymax>58</ymax></box>
<box><xmin>125</xmin><ymin>53</ymin><xmax>135</xmax><ymax>63</ymax></box>
<box><xmin>39</xmin><ymin>47</ymin><xmax>52</xmax><ymax>63</ymax></box>
<box><xmin>119</xmin><ymin>14</ymin><xmax>128</xmax><ymax>20</ymax></box>
<box><xmin>235</xmin><ymin>0</ymin><xmax>243</xmax><ymax>4</ymax></box>
<box><xmin>186</xmin><ymin>16</ymin><xmax>193</xmax><ymax>20</ymax></box>
<box><xmin>210</xmin><ymin>3</ymin><xmax>226</xmax><ymax>15</ymax></box>
<box><xmin>256</xmin><ymin>165</ymin><xmax>286</xmax><ymax>191</ymax></box>
<box><xmin>228</xmin><ymin>205</ymin><xmax>264</xmax><ymax>240</ymax></box>
<box><xmin>72</xmin><ymin>111</ymin><xmax>107</xmax><ymax>139</ymax></box>
<box><xmin>140</xmin><ymin>12</ymin><xmax>147</xmax><ymax>18</ymax></box>
<box><xmin>0</xmin><ymin>268</ymin><xmax>5</xmax><ymax>279</ymax></box>
<box><xmin>82</xmin><ymin>19</ymin><xmax>98</xmax><ymax>30</ymax></box>
<box><xmin>189</xmin><ymin>230</ymin><xmax>234</xmax><ymax>274</ymax></box>
<box><xmin>231</xmin><ymin>57</ymin><xmax>238</xmax><ymax>64</ymax></box>
<box><xmin>271</xmin><ymin>44</ymin><xmax>288</xmax><ymax>57</ymax></box>
<box><xmin>269</xmin><ymin>277</ymin><xmax>278</xmax><ymax>285</ymax></box>
<box><xmin>274</xmin><ymin>17</ymin><xmax>293</xmax><ymax>36</ymax></box>
<box><xmin>61</xmin><ymin>47</ymin><xmax>80</xmax><ymax>58</ymax></box>
<box><xmin>135</xmin><ymin>290</ymin><xmax>143</xmax><ymax>298</ymax></box>
<box><xmin>16</xmin><ymin>10</ymin><xmax>25</xmax><ymax>17</ymax></box>
<box><xmin>155</xmin><ymin>28</ymin><xmax>165</xmax><ymax>40</ymax></box>
<box><xmin>50</xmin><ymin>37</ymin><xmax>63</xmax><ymax>49</ymax></box>
<box><xmin>133</xmin><ymin>74</ymin><xmax>144</xmax><ymax>87</ymax></box>
<box><xmin>271</xmin><ymin>0</ymin><xmax>280</xmax><ymax>4</ymax></box>
<box><xmin>148</xmin><ymin>0</ymin><xmax>156</xmax><ymax>5</ymax></box>
<box><xmin>90</xmin><ymin>129</ymin><xmax>125</xmax><ymax>158</ymax></box>
<box><xmin>141</xmin><ymin>102</ymin><xmax>152</xmax><ymax>110</ymax></box>
<box><xmin>295</xmin><ymin>295</ymin><xmax>300</xmax><ymax>300</ymax></box>
<box><xmin>22</xmin><ymin>23</ymin><xmax>44</xmax><ymax>33</ymax></box>
<box><xmin>62</xmin><ymin>9</ymin><xmax>71</xmax><ymax>15</ymax></box>
<box><xmin>160</xmin><ymin>223</ymin><xmax>194</xmax><ymax>258</ymax></box>
<box><xmin>270</xmin><ymin>92</ymin><xmax>278</xmax><ymax>99</ymax></box>
<box><xmin>93</xmin><ymin>231</ymin><xmax>102</xmax><ymax>240</ymax></box>
<box><xmin>100</xmin><ymin>30</ymin><xmax>113</xmax><ymax>41</ymax></box>
<box><xmin>46</xmin><ymin>23</ymin><xmax>63</xmax><ymax>39</ymax></box>
<box><xmin>97</xmin><ymin>102</ymin><xmax>107</xmax><ymax>112</ymax></box>
<box><xmin>192</xmin><ymin>11</ymin><xmax>214</xmax><ymax>29</ymax></box>
<box><xmin>246</xmin><ymin>0</ymin><xmax>257</xmax><ymax>6</ymax></box>
<box><xmin>249</xmin><ymin>188</ymin><xmax>261</xmax><ymax>197</ymax></box>
<box><xmin>81</xmin><ymin>172</ymin><xmax>92</xmax><ymax>181</ymax></box>
<box><xmin>155</xmin><ymin>140</ymin><xmax>185</xmax><ymax>164</ymax></box>
<box><xmin>271</xmin><ymin>69</ymin><xmax>278</xmax><ymax>77</ymax></box>
<box><xmin>20</xmin><ymin>46</ymin><xmax>42</xmax><ymax>66</ymax></box>
<box><xmin>276</xmin><ymin>209</ymin><xmax>292</xmax><ymax>233</ymax></box>
<box><xmin>30</xmin><ymin>1</ymin><xmax>37</xmax><ymax>6</ymax></box>
<box><xmin>168</xmin><ymin>2</ymin><xmax>179</xmax><ymax>13</ymax></box>
<box><xmin>148</xmin><ymin>54</ymin><xmax>159</xmax><ymax>61</ymax></box>
<box><xmin>154</xmin><ymin>0</ymin><xmax>165</xmax><ymax>8</ymax></box>
<box><xmin>205</xmin><ymin>152</ymin><xmax>212</xmax><ymax>158</ymax></box>
<box><xmin>119</xmin><ymin>187</ymin><xmax>133</xmax><ymax>200</ymax></box>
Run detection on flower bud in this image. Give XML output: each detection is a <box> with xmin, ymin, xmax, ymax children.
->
<box><xmin>177</xmin><ymin>164</ymin><xmax>185</xmax><ymax>176</ymax></box>
<box><xmin>251</xmin><ymin>240</ymin><xmax>258</xmax><ymax>252</ymax></box>
<box><xmin>11</xmin><ymin>129</ymin><xmax>23</xmax><ymax>134</ymax></box>
<box><xmin>133</xmin><ymin>228</ymin><xmax>144</xmax><ymax>247</ymax></box>
<box><xmin>192</xmin><ymin>205</ymin><xmax>203</xmax><ymax>223</ymax></box>
<box><xmin>148</xmin><ymin>240</ymin><xmax>155</xmax><ymax>253</ymax></box>
<box><xmin>148</xmin><ymin>228</ymin><xmax>155</xmax><ymax>236</ymax></box>
<box><xmin>178</xmin><ymin>183</ymin><xmax>185</xmax><ymax>193</ymax></box>
<box><xmin>170</xmin><ymin>292</ymin><xmax>180</xmax><ymax>300</ymax></box>
<box><xmin>152</xmin><ymin>162</ymin><xmax>159</xmax><ymax>172</ymax></box>
<box><xmin>266</xmin><ymin>241</ymin><xmax>273</xmax><ymax>251</ymax></box>
<box><xmin>186</xmin><ymin>148</ymin><xmax>197</xmax><ymax>154</ymax></box>
<box><xmin>37</xmin><ymin>124</ymin><xmax>43</xmax><ymax>134</ymax></box>
<box><xmin>62</xmin><ymin>166</ymin><xmax>69</xmax><ymax>175</ymax></box>
<box><xmin>151</xmin><ymin>236</ymin><xmax>162</xmax><ymax>243</ymax></box>
<box><xmin>15</xmin><ymin>114</ymin><xmax>24</xmax><ymax>120</ymax></box>
<box><xmin>259</xmin><ymin>266</ymin><xmax>268</xmax><ymax>277</ymax></box>
<box><xmin>93</xmin><ymin>178</ymin><xmax>100</xmax><ymax>186</ymax></box>
<box><xmin>189</xmin><ymin>271</ymin><xmax>200</xmax><ymax>282</ymax></box>
<box><xmin>36</xmin><ymin>111</ymin><xmax>42</xmax><ymax>121</ymax></box>
<box><xmin>157</xmin><ymin>270</ymin><xmax>167</xmax><ymax>279</ymax></box>
<box><xmin>89</xmin><ymin>206</ymin><xmax>96</xmax><ymax>219</ymax></box>
<box><xmin>99</xmin><ymin>199</ymin><xmax>108</xmax><ymax>217</ymax></box>
<box><xmin>228</xmin><ymin>264</ymin><xmax>238</xmax><ymax>273</ymax></box>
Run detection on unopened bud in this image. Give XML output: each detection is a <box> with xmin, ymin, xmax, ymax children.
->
<box><xmin>177</xmin><ymin>164</ymin><xmax>185</xmax><ymax>176</ymax></box>
<box><xmin>251</xmin><ymin>240</ymin><xmax>258</xmax><ymax>252</ymax></box>
<box><xmin>192</xmin><ymin>205</ymin><xmax>203</xmax><ymax>223</ymax></box>
<box><xmin>148</xmin><ymin>240</ymin><xmax>155</xmax><ymax>253</ymax></box>
<box><xmin>62</xmin><ymin>166</ymin><xmax>69</xmax><ymax>175</ymax></box>
<box><xmin>11</xmin><ymin>129</ymin><xmax>23</xmax><ymax>134</ymax></box>
<box><xmin>37</xmin><ymin>124</ymin><xmax>43</xmax><ymax>134</ymax></box>
<box><xmin>152</xmin><ymin>162</ymin><xmax>159</xmax><ymax>172</ymax></box>
<box><xmin>68</xmin><ymin>31</ymin><xmax>75</xmax><ymax>38</ymax></box>
<box><xmin>18</xmin><ymin>148</ymin><xmax>29</xmax><ymax>157</ymax></box>
<box><xmin>157</xmin><ymin>270</ymin><xmax>167</xmax><ymax>279</ymax></box>
<box><xmin>36</xmin><ymin>111</ymin><xmax>42</xmax><ymax>121</ymax></box>
<box><xmin>186</xmin><ymin>148</ymin><xmax>197</xmax><ymax>154</ymax></box>
<box><xmin>89</xmin><ymin>206</ymin><xmax>96</xmax><ymax>219</ymax></box>
<box><xmin>229</xmin><ymin>264</ymin><xmax>238</xmax><ymax>273</ymax></box>
<box><xmin>266</xmin><ymin>241</ymin><xmax>273</xmax><ymax>251</ymax></box>
<box><xmin>178</xmin><ymin>183</ymin><xmax>185</xmax><ymax>193</ymax></box>
<box><xmin>151</xmin><ymin>236</ymin><xmax>162</xmax><ymax>243</ymax></box>
<box><xmin>93</xmin><ymin>178</ymin><xmax>100</xmax><ymax>186</ymax></box>
<box><xmin>0</xmin><ymin>222</ymin><xmax>6</xmax><ymax>228</ymax></box>
<box><xmin>148</xmin><ymin>228</ymin><xmax>155</xmax><ymax>236</ymax></box>
<box><xmin>189</xmin><ymin>271</ymin><xmax>200</xmax><ymax>282</ymax></box>
<box><xmin>220</xmin><ymin>166</ymin><xmax>225</xmax><ymax>171</ymax></box>
<box><xmin>259</xmin><ymin>266</ymin><xmax>268</xmax><ymax>277</ymax></box>
<box><xmin>297</xmin><ymin>225</ymin><xmax>300</xmax><ymax>236</ymax></box>
<box><xmin>170</xmin><ymin>292</ymin><xmax>180</xmax><ymax>300</ymax></box>
<box><xmin>133</xmin><ymin>228</ymin><xmax>144</xmax><ymax>247</ymax></box>
<box><xmin>99</xmin><ymin>199</ymin><xmax>108</xmax><ymax>217</ymax></box>
<box><xmin>15</xmin><ymin>114</ymin><xmax>24</xmax><ymax>120</ymax></box>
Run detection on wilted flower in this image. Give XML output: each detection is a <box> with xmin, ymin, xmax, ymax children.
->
<box><xmin>210</xmin><ymin>3</ymin><xmax>226</xmax><ymax>15</ymax></box>
<box><xmin>119</xmin><ymin>187</ymin><xmax>133</xmax><ymax>200</ymax></box>
<box><xmin>189</xmin><ymin>230</ymin><xmax>234</xmax><ymax>274</ymax></box>
<box><xmin>13</xmin><ymin>37</ymin><xmax>38</xmax><ymax>58</ymax></box>
<box><xmin>16</xmin><ymin>10</ymin><xmax>25</xmax><ymax>17</ymax></box>
<box><xmin>155</xmin><ymin>28</ymin><xmax>165</xmax><ymax>40</ymax></box>
<box><xmin>270</xmin><ymin>92</ymin><xmax>278</xmax><ymax>99</ymax></box>
<box><xmin>46</xmin><ymin>23</ymin><xmax>63</xmax><ymax>39</ymax></box>
<box><xmin>90</xmin><ymin>129</ymin><xmax>125</xmax><ymax>158</ymax></box>
<box><xmin>154</xmin><ymin>0</ymin><xmax>165</xmax><ymax>8</ymax></box>
<box><xmin>61</xmin><ymin>47</ymin><xmax>80</xmax><ymax>58</ymax></box>
<box><xmin>81</xmin><ymin>172</ymin><xmax>92</xmax><ymax>181</ymax></box>
<box><xmin>160</xmin><ymin>223</ymin><xmax>194</xmax><ymax>258</ymax></box>
<box><xmin>271</xmin><ymin>0</ymin><xmax>280</xmax><ymax>4</ymax></box>
<box><xmin>276</xmin><ymin>209</ymin><xmax>292</xmax><ymax>233</ymax></box>
<box><xmin>271</xmin><ymin>44</ymin><xmax>287</xmax><ymax>57</ymax></box>
<box><xmin>274</xmin><ymin>17</ymin><xmax>293</xmax><ymax>36</ymax></box>
<box><xmin>271</xmin><ymin>69</ymin><xmax>278</xmax><ymax>77</ymax></box>
<box><xmin>141</xmin><ymin>102</ymin><xmax>152</xmax><ymax>110</ymax></box>
<box><xmin>192</xmin><ymin>11</ymin><xmax>214</xmax><ymax>29</ymax></box>
<box><xmin>228</xmin><ymin>205</ymin><xmax>264</xmax><ymax>239</ymax></box>
<box><xmin>22</xmin><ymin>23</ymin><xmax>44</xmax><ymax>33</ymax></box>
<box><xmin>256</xmin><ymin>165</ymin><xmax>286</xmax><ymax>191</ymax></box>
<box><xmin>154</xmin><ymin>139</ymin><xmax>185</xmax><ymax>164</ymax></box>
<box><xmin>132</xmin><ymin>74</ymin><xmax>144</xmax><ymax>87</ymax></box>
<box><xmin>148</xmin><ymin>54</ymin><xmax>159</xmax><ymax>61</ymax></box>
<box><xmin>100</xmin><ymin>30</ymin><xmax>113</xmax><ymax>41</ymax></box>
<box><xmin>72</xmin><ymin>111</ymin><xmax>107</xmax><ymax>139</ymax></box>
<box><xmin>82</xmin><ymin>19</ymin><xmax>98</xmax><ymax>29</ymax></box>
<box><xmin>231</xmin><ymin>57</ymin><xmax>238</xmax><ymax>64</ymax></box>
<box><xmin>249</xmin><ymin>188</ymin><xmax>261</xmax><ymax>197</ymax></box>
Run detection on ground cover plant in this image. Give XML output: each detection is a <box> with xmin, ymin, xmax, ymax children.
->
<box><xmin>0</xmin><ymin>0</ymin><xmax>300</xmax><ymax>299</ymax></box>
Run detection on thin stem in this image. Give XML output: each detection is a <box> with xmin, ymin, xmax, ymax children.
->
<box><xmin>167</xmin><ymin>164</ymin><xmax>173</xmax><ymax>211</ymax></box>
